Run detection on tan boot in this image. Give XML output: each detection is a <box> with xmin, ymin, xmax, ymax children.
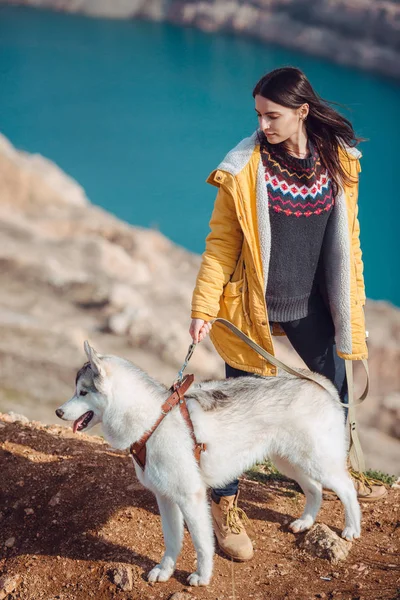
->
<box><xmin>211</xmin><ymin>493</ymin><xmax>254</xmax><ymax>561</ymax></box>
<box><xmin>352</xmin><ymin>472</ymin><xmax>388</xmax><ymax>503</ymax></box>
<box><xmin>323</xmin><ymin>471</ymin><xmax>388</xmax><ymax>502</ymax></box>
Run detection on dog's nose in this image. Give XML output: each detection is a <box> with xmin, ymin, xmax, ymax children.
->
<box><xmin>55</xmin><ymin>408</ymin><xmax>64</xmax><ymax>419</ymax></box>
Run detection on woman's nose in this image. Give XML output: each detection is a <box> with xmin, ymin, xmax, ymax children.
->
<box><xmin>260</xmin><ymin>118</ymin><xmax>270</xmax><ymax>131</ymax></box>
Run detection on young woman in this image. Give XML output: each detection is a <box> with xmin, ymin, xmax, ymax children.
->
<box><xmin>189</xmin><ymin>67</ymin><xmax>386</xmax><ymax>562</ymax></box>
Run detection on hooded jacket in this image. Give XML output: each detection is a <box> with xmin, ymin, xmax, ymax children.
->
<box><xmin>191</xmin><ymin>131</ymin><xmax>367</xmax><ymax>376</ymax></box>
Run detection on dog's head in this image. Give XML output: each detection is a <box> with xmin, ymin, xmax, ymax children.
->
<box><xmin>55</xmin><ymin>341</ymin><xmax>109</xmax><ymax>433</ymax></box>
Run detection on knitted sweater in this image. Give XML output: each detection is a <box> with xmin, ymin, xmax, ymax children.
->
<box><xmin>259</xmin><ymin>133</ymin><xmax>334</xmax><ymax>322</ymax></box>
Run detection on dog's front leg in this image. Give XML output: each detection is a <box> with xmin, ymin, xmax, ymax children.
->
<box><xmin>179</xmin><ymin>489</ymin><xmax>214</xmax><ymax>586</ymax></box>
<box><xmin>147</xmin><ymin>493</ymin><xmax>184</xmax><ymax>583</ymax></box>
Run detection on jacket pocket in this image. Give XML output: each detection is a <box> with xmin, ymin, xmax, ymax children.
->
<box><xmin>222</xmin><ymin>263</ymin><xmax>252</xmax><ymax>327</ymax></box>
<box><xmin>223</xmin><ymin>278</ymin><xmax>244</xmax><ymax>297</ymax></box>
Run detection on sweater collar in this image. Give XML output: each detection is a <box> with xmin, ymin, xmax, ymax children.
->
<box><xmin>217</xmin><ymin>130</ymin><xmax>361</xmax><ymax>177</ymax></box>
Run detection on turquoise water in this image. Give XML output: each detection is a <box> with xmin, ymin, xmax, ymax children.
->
<box><xmin>0</xmin><ymin>6</ymin><xmax>399</xmax><ymax>306</ymax></box>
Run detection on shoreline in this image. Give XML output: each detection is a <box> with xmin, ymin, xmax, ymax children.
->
<box><xmin>0</xmin><ymin>0</ymin><xmax>399</xmax><ymax>79</ymax></box>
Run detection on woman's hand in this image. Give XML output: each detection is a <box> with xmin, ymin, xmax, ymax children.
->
<box><xmin>189</xmin><ymin>318</ymin><xmax>212</xmax><ymax>343</ymax></box>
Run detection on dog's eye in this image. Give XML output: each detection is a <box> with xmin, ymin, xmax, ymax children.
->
<box><xmin>79</xmin><ymin>390</ymin><xmax>88</xmax><ymax>397</ymax></box>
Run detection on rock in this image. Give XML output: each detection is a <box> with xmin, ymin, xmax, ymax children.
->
<box><xmin>392</xmin><ymin>477</ymin><xmax>400</xmax><ymax>489</ymax></box>
<box><xmin>24</xmin><ymin>508</ymin><xmax>34</xmax><ymax>515</ymax></box>
<box><xmin>48</xmin><ymin>492</ymin><xmax>61</xmax><ymax>506</ymax></box>
<box><xmin>4</xmin><ymin>537</ymin><xmax>15</xmax><ymax>548</ymax></box>
<box><xmin>169</xmin><ymin>593</ymin><xmax>193</xmax><ymax>600</ymax></box>
<box><xmin>5</xmin><ymin>412</ymin><xmax>29</xmax><ymax>424</ymax></box>
<box><xmin>299</xmin><ymin>524</ymin><xmax>351</xmax><ymax>564</ymax></box>
<box><xmin>109</xmin><ymin>283</ymin><xmax>141</xmax><ymax>310</ymax></box>
<box><xmin>108</xmin><ymin>307</ymin><xmax>137</xmax><ymax>336</ymax></box>
<box><xmin>127</xmin><ymin>482</ymin><xmax>142</xmax><ymax>492</ymax></box>
<box><xmin>0</xmin><ymin>574</ymin><xmax>22</xmax><ymax>600</ymax></box>
<box><xmin>63</xmin><ymin>279</ymin><xmax>110</xmax><ymax>308</ymax></box>
<box><xmin>110</xmin><ymin>565</ymin><xmax>134</xmax><ymax>591</ymax></box>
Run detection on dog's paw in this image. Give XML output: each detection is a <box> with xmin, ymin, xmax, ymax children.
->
<box><xmin>341</xmin><ymin>526</ymin><xmax>360</xmax><ymax>541</ymax></box>
<box><xmin>147</xmin><ymin>565</ymin><xmax>173</xmax><ymax>583</ymax></box>
<box><xmin>289</xmin><ymin>516</ymin><xmax>314</xmax><ymax>533</ymax></box>
<box><xmin>187</xmin><ymin>572</ymin><xmax>210</xmax><ymax>587</ymax></box>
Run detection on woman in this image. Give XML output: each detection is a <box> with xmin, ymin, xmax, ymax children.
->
<box><xmin>189</xmin><ymin>67</ymin><xmax>386</xmax><ymax>562</ymax></box>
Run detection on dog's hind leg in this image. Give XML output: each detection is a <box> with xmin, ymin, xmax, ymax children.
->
<box><xmin>271</xmin><ymin>456</ymin><xmax>322</xmax><ymax>533</ymax></box>
<box><xmin>178</xmin><ymin>487</ymin><xmax>214</xmax><ymax>587</ymax></box>
<box><xmin>321</xmin><ymin>471</ymin><xmax>361</xmax><ymax>541</ymax></box>
<box><xmin>147</xmin><ymin>493</ymin><xmax>184</xmax><ymax>583</ymax></box>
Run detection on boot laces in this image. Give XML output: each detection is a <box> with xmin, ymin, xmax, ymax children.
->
<box><xmin>225</xmin><ymin>500</ymin><xmax>251</xmax><ymax>534</ymax></box>
<box><xmin>349</xmin><ymin>468</ymin><xmax>386</xmax><ymax>492</ymax></box>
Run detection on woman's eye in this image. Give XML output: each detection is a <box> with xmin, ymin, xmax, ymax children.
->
<box><xmin>80</xmin><ymin>390</ymin><xmax>88</xmax><ymax>397</ymax></box>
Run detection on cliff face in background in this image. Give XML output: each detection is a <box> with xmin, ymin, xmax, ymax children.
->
<box><xmin>0</xmin><ymin>132</ymin><xmax>399</xmax><ymax>475</ymax></box>
<box><xmin>1</xmin><ymin>0</ymin><xmax>400</xmax><ymax>78</ymax></box>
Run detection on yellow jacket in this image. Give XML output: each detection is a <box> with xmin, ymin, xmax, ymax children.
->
<box><xmin>191</xmin><ymin>131</ymin><xmax>367</xmax><ymax>376</ymax></box>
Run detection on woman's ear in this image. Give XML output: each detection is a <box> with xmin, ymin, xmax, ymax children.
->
<box><xmin>299</xmin><ymin>103</ymin><xmax>309</xmax><ymax>121</ymax></box>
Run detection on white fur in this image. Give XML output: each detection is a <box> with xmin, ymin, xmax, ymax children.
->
<box><xmin>56</xmin><ymin>344</ymin><xmax>361</xmax><ymax>586</ymax></box>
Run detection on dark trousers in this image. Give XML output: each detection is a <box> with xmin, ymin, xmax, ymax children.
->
<box><xmin>212</xmin><ymin>303</ymin><xmax>348</xmax><ymax>499</ymax></box>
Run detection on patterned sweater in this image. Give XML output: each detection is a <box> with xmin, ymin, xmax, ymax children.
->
<box><xmin>259</xmin><ymin>133</ymin><xmax>334</xmax><ymax>322</ymax></box>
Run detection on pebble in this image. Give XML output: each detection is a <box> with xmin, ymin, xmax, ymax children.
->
<box><xmin>109</xmin><ymin>565</ymin><xmax>134</xmax><ymax>591</ymax></box>
<box><xmin>0</xmin><ymin>574</ymin><xmax>22</xmax><ymax>600</ymax></box>
<box><xmin>4</xmin><ymin>537</ymin><xmax>15</xmax><ymax>548</ymax></box>
<box><xmin>48</xmin><ymin>492</ymin><xmax>61</xmax><ymax>506</ymax></box>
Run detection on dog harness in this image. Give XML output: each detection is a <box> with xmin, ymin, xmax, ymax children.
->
<box><xmin>129</xmin><ymin>374</ymin><xmax>206</xmax><ymax>471</ymax></box>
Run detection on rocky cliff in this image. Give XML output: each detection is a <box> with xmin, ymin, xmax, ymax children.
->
<box><xmin>0</xmin><ymin>132</ymin><xmax>399</xmax><ymax>475</ymax></box>
<box><xmin>1</xmin><ymin>0</ymin><xmax>399</xmax><ymax>78</ymax></box>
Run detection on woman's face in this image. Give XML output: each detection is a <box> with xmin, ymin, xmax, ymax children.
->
<box><xmin>255</xmin><ymin>95</ymin><xmax>308</xmax><ymax>144</ymax></box>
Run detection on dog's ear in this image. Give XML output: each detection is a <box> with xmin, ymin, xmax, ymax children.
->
<box><xmin>83</xmin><ymin>340</ymin><xmax>105</xmax><ymax>379</ymax></box>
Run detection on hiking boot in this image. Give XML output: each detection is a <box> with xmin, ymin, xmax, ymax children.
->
<box><xmin>211</xmin><ymin>493</ymin><xmax>254</xmax><ymax>561</ymax></box>
<box><xmin>323</xmin><ymin>473</ymin><xmax>387</xmax><ymax>502</ymax></box>
<box><xmin>352</xmin><ymin>478</ymin><xmax>387</xmax><ymax>503</ymax></box>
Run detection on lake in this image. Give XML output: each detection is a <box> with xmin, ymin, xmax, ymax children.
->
<box><xmin>0</xmin><ymin>5</ymin><xmax>399</xmax><ymax>305</ymax></box>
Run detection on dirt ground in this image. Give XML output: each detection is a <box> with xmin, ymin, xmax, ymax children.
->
<box><xmin>0</xmin><ymin>415</ymin><xmax>399</xmax><ymax>600</ymax></box>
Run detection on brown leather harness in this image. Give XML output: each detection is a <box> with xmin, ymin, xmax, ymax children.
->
<box><xmin>129</xmin><ymin>374</ymin><xmax>206</xmax><ymax>471</ymax></box>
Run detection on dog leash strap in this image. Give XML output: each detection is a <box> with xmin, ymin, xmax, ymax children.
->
<box><xmin>346</xmin><ymin>359</ymin><xmax>366</xmax><ymax>473</ymax></box>
<box><xmin>210</xmin><ymin>318</ymin><xmax>369</xmax><ymax>407</ymax></box>
<box><xmin>175</xmin><ymin>342</ymin><xmax>196</xmax><ymax>384</ymax></box>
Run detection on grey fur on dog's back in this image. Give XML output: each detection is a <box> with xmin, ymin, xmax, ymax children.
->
<box><xmin>186</xmin><ymin>370</ymin><xmax>341</xmax><ymax>413</ymax></box>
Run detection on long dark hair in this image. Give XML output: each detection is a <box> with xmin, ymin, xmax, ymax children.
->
<box><xmin>252</xmin><ymin>67</ymin><xmax>363</xmax><ymax>192</ymax></box>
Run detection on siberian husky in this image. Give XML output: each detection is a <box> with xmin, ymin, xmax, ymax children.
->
<box><xmin>56</xmin><ymin>341</ymin><xmax>361</xmax><ymax>586</ymax></box>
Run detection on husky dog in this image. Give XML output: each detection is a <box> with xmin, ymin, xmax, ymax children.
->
<box><xmin>56</xmin><ymin>341</ymin><xmax>361</xmax><ymax>587</ymax></box>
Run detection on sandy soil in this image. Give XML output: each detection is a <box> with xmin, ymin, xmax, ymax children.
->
<box><xmin>0</xmin><ymin>415</ymin><xmax>399</xmax><ymax>600</ymax></box>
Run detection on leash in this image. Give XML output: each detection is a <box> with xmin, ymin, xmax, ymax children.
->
<box><xmin>175</xmin><ymin>342</ymin><xmax>196</xmax><ymax>385</ymax></box>
<box><xmin>181</xmin><ymin>318</ymin><xmax>368</xmax><ymax>471</ymax></box>
<box><xmin>180</xmin><ymin>318</ymin><xmax>369</xmax><ymax>406</ymax></box>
